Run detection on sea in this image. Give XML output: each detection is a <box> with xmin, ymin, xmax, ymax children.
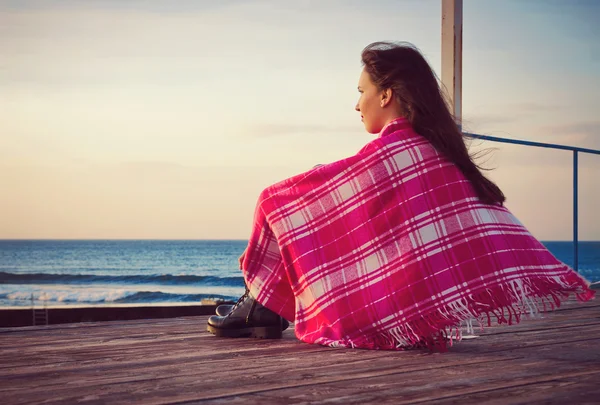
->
<box><xmin>0</xmin><ymin>240</ymin><xmax>598</xmax><ymax>308</ymax></box>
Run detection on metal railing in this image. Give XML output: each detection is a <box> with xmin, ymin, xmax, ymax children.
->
<box><xmin>465</xmin><ymin>132</ymin><xmax>600</xmax><ymax>272</ymax></box>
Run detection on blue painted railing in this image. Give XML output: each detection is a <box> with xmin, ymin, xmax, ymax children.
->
<box><xmin>464</xmin><ymin>132</ymin><xmax>600</xmax><ymax>272</ymax></box>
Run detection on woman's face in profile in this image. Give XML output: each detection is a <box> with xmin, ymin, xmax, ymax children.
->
<box><xmin>355</xmin><ymin>69</ymin><xmax>386</xmax><ymax>134</ymax></box>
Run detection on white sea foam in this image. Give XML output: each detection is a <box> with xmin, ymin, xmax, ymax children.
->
<box><xmin>2</xmin><ymin>287</ymin><xmax>134</xmax><ymax>304</ymax></box>
<box><xmin>0</xmin><ymin>284</ymin><xmax>244</xmax><ymax>307</ymax></box>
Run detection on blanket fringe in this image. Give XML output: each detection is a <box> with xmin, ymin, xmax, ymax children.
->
<box><xmin>315</xmin><ymin>272</ymin><xmax>594</xmax><ymax>351</ymax></box>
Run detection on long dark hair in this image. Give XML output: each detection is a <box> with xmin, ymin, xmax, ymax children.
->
<box><xmin>361</xmin><ymin>42</ymin><xmax>505</xmax><ymax>206</ymax></box>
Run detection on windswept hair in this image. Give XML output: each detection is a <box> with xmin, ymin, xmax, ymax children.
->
<box><xmin>362</xmin><ymin>41</ymin><xmax>505</xmax><ymax>206</ymax></box>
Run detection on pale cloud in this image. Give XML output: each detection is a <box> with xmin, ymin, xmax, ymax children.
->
<box><xmin>243</xmin><ymin>123</ymin><xmax>363</xmax><ymax>138</ymax></box>
<box><xmin>463</xmin><ymin>114</ymin><xmax>518</xmax><ymax>129</ymax></box>
<box><xmin>464</xmin><ymin>103</ymin><xmax>561</xmax><ymax>127</ymax></box>
<box><xmin>513</xmin><ymin>102</ymin><xmax>562</xmax><ymax>113</ymax></box>
<box><xmin>539</xmin><ymin>122</ymin><xmax>600</xmax><ymax>149</ymax></box>
<box><xmin>0</xmin><ymin>0</ymin><xmax>252</xmax><ymax>13</ymax></box>
<box><xmin>1</xmin><ymin>0</ymin><xmax>599</xmax><ymax>240</ymax></box>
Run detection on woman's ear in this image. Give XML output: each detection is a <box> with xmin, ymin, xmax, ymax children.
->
<box><xmin>380</xmin><ymin>88</ymin><xmax>393</xmax><ymax>108</ymax></box>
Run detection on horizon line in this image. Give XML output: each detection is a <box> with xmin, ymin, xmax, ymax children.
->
<box><xmin>0</xmin><ymin>238</ymin><xmax>599</xmax><ymax>243</ymax></box>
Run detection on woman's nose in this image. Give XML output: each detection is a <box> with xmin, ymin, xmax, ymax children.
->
<box><xmin>355</xmin><ymin>103</ymin><xmax>360</xmax><ymax>112</ymax></box>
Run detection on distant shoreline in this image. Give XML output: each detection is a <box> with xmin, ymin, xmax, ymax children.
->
<box><xmin>1</xmin><ymin>239</ymin><xmax>598</xmax><ymax>242</ymax></box>
<box><xmin>2</xmin><ymin>286</ymin><xmax>596</xmax><ymax>328</ymax></box>
<box><xmin>0</xmin><ymin>300</ymin><xmax>234</xmax><ymax>328</ymax></box>
<box><xmin>0</xmin><ymin>299</ymin><xmax>230</xmax><ymax>310</ymax></box>
<box><xmin>0</xmin><ymin>238</ymin><xmax>250</xmax><ymax>241</ymax></box>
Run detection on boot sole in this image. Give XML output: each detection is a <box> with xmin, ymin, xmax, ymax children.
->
<box><xmin>207</xmin><ymin>324</ymin><xmax>282</xmax><ymax>339</ymax></box>
<box><xmin>214</xmin><ymin>306</ymin><xmax>290</xmax><ymax>332</ymax></box>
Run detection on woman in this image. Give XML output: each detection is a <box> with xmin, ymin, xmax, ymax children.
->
<box><xmin>207</xmin><ymin>42</ymin><xmax>594</xmax><ymax>350</ymax></box>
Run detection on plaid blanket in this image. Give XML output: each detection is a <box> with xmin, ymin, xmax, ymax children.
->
<box><xmin>242</xmin><ymin>118</ymin><xmax>595</xmax><ymax>350</ymax></box>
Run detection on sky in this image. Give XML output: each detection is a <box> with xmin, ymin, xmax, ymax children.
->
<box><xmin>1</xmin><ymin>0</ymin><xmax>599</xmax><ymax>240</ymax></box>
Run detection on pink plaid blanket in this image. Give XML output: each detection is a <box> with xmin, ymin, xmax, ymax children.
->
<box><xmin>242</xmin><ymin>118</ymin><xmax>595</xmax><ymax>350</ymax></box>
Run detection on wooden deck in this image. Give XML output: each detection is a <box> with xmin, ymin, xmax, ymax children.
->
<box><xmin>1</xmin><ymin>297</ymin><xmax>599</xmax><ymax>404</ymax></box>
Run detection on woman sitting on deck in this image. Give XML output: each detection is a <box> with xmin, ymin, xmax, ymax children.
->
<box><xmin>207</xmin><ymin>42</ymin><xmax>595</xmax><ymax>350</ymax></box>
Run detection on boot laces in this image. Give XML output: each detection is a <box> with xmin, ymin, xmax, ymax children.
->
<box><xmin>226</xmin><ymin>286</ymin><xmax>250</xmax><ymax>317</ymax></box>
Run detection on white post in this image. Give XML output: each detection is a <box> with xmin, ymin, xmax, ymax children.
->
<box><xmin>441</xmin><ymin>0</ymin><xmax>463</xmax><ymax>124</ymax></box>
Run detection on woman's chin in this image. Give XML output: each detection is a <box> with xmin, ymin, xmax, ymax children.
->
<box><xmin>364</xmin><ymin>124</ymin><xmax>381</xmax><ymax>134</ymax></box>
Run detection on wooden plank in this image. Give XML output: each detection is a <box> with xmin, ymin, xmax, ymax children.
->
<box><xmin>5</xmin><ymin>339</ymin><xmax>597</xmax><ymax>405</ymax></box>
<box><xmin>4</xmin><ymin>317</ymin><xmax>599</xmax><ymax>377</ymax></box>
<box><xmin>0</xmin><ymin>299</ymin><xmax>598</xmax><ymax>405</ymax></box>
<box><xmin>430</xmin><ymin>372</ymin><xmax>600</xmax><ymax>405</ymax></box>
<box><xmin>244</xmin><ymin>367</ymin><xmax>600</xmax><ymax>405</ymax></box>
<box><xmin>1</xmin><ymin>332</ymin><xmax>596</xmax><ymax>399</ymax></box>
<box><xmin>0</xmin><ymin>354</ymin><xmax>525</xmax><ymax>405</ymax></box>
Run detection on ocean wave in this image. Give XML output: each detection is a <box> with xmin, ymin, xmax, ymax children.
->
<box><xmin>0</xmin><ymin>289</ymin><xmax>237</xmax><ymax>305</ymax></box>
<box><xmin>113</xmin><ymin>291</ymin><xmax>234</xmax><ymax>303</ymax></box>
<box><xmin>0</xmin><ymin>272</ymin><xmax>245</xmax><ymax>287</ymax></box>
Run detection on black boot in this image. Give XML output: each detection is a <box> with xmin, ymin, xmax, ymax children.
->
<box><xmin>207</xmin><ymin>290</ymin><xmax>283</xmax><ymax>339</ymax></box>
<box><xmin>215</xmin><ymin>303</ymin><xmax>290</xmax><ymax>331</ymax></box>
